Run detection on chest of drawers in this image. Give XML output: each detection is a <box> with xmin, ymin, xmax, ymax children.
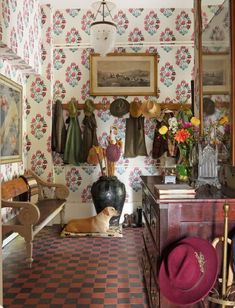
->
<box><xmin>141</xmin><ymin>176</ymin><xmax>235</xmax><ymax>308</ymax></box>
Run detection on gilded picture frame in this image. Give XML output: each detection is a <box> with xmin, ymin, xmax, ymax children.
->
<box><xmin>202</xmin><ymin>53</ymin><xmax>230</xmax><ymax>94</ymax></box>
<box><xmin>0</xmin><ymin>74</ymin><xmax>23</xmax><ymax>164</ymax></box>
<box><xmin>90</xmin><ymin>53</ymin><xmax>157</xmax><ymax>96</ymax></box>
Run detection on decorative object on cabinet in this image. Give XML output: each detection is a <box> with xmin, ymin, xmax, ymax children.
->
<box><xmin>202</xmin><ymin>53</ymin><xmax>230</xmax><ymax>94</ymax></box>
<box><xmin>196</xmin><ymin>142</ymin><xmax>220</xmax><ymax>188</ymax></box>
<box><xmin>158</xmin><ymin>109</ymin><xmax>200</xmax><ymax>182</ymax></box>
<box><xmin>90</xmin><ymin>0</ymin><xmax>117</xmax><ymax>56</ymax></box>
<box><xmin>0</xmin><ymin>74</ymin><xmax>22</xmax><ymax>164</ymax></box>
<box><xmin>90</xmin><ymin>53</ymin><xmax>157</xmax><ymax>96</ymax></box>
<box><xmin>159</xmin><ymin>237</ymin><xmax>218</xmax><ymax>306</ymax></box>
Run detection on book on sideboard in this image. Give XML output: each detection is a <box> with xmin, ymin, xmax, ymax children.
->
<box><xmin>154</xmin><ymin>184</ymin><xmax>196</xmax><ymax>195</ymax></box>
<box><xmin>155</xmin><ymin>193</ymin><xmax>196</xmax><ymax>199</ymax></box>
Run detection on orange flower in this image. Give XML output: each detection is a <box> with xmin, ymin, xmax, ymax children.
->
<box><xmin>174</xmin><ymin>129</ymin><xmax>191</xmax><ymax>143</ymax></box>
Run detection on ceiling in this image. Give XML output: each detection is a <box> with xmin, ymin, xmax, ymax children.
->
<box><xmin>38</xmin><ymin>0</ymin><xmax>194</xmax><ymax>9</ymax></box>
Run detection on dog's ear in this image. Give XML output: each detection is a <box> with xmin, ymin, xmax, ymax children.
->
<box><xmin>103</xmin><ymin>207</ymin><xmax>110</xmax><ymax>216</ymax></box>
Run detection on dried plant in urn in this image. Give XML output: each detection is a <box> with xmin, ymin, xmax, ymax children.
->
<box><xmin>89</xmin><ymin>126</ymin><xmax>126</xmax><ymax>226</ymax></box>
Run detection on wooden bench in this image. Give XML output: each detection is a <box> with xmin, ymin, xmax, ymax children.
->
<box><xmin>1</xmin><ymin>170</ymin><xmax>69</xmax><ymax>267</ymax></box>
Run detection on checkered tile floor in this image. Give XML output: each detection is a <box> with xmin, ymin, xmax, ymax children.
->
<box><xmin>3</xmin><ymin>226</ymin><xmax>148</xmax><ymax>307</ymax></box>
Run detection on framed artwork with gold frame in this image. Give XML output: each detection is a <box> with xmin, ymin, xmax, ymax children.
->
<box><xmin>202</xmin><ymin>53</ymin><xmax>230</xmax><ymax>94</ymax></box>
<box><xmin>0</xmin><ymin>74</ymin><xmax>23</xmax><ymax>164</ymax></box>
<box><xmin>90</xmin><ymin>53</ymin><xmax>157</xmax><ymax>96</ymax></box>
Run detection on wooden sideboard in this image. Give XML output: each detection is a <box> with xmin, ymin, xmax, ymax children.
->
<box><xmin>141</xmin><ymin>176</ymin><xmax>235</xmax><ymax>308</ymax></box>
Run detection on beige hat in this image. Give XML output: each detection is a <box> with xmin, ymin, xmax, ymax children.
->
<box><xmin>141</xmin><ymin>100</ymin><xmax>161</xmax><ymax>118</ymax></box>
<box><xmin>129</xmin><ymin>100</ymin><xmax>142</xmax><ymax>118</ymax></box>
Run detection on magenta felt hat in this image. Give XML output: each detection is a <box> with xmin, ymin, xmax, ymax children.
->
<box><xmin>159</xmin><ymin>237</ymin><xmax>218</xmax><ymax>306</ymax></box>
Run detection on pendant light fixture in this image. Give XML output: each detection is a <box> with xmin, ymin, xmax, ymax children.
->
<box><xmin>90</xmin><ymin>0</ymin><xmax>117</xmax><ymax>56</ymax></box>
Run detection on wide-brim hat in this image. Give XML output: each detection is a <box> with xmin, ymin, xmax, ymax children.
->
<box><xmin>84</xmin><ymin>98</ymin><xmax>95</xmax><ymax>116</ymax></box>
<box><xmin>159</xmin><ymin>237</ymin><xmax>218</xmax><ymax>306</ymax></box>
<box><xmin>141</xmin><ymin>100</ymin><xmax>161</xmax><ymax>118</ymax></box>
<box><xmin>129</xmin><ymin>100</ymin><xmax>142</xmax><ymax>118</ymax></box>
<box><xmin>110</xmin><ymin>98</ymin><xmax>130</xmax><ymax>117</ymax></box>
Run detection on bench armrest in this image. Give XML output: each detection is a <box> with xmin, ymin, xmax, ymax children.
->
<box><xmin>2</xmin><ymin>199</ymin><xmax>40</xmax><ymax>225</ymax></box>
<box><xmin>27</xmin><ymin>170</ymin><xmax>69</xmax><ymax>199</ymax></box>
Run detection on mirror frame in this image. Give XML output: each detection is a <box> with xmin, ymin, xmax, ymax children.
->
<box><xmin>231</xmin><ymin>0</ymin><xmax>235</xmax><ymax>165</ymax></box>
<box><xmin>196</xmin><ymin>0</ymin><xmax>235</xmax><ymax>166</ymax></box>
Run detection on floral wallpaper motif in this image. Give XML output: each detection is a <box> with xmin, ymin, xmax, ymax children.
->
<box><xmin>114</xmin><ymin>10</ymin><xmax>129</xmax><ymax>35</ymax></box>
<box><xmin>144</xmin><ymin>10</ymin><xmax>160</xmax><ymax>36</ymax></box>
<box><xmin>31</xmin><ymin>150</ymin><xmax>48</xmax><ymax>175</ymax></box>
<box><xmin>1</xmin><ymin>5</ymin><xmax>194</xmax><ymax>222</ymax></box>
<box><xmin>30</xmin><ymin>114</ymin><xmax>47</xmax><ymax>140</ymax></box>
<box><xmin>1</xmin><ymin>0</ymin><xmax>41</xmax><ymax>74</ymax></box>
<box><xmin>30</xmin><ymin>77</ymin><xmax>47</xmax><ymax>103</ymax></box>
<box><xmin>175</xmin><ymin>10</ymin><xmax>192</xmax><ymax>35</ymax></box>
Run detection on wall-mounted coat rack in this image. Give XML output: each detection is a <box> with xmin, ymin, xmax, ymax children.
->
<box><xmin>61</xmin><ymin>100</ymin><xmax>191</xmax><ymax>112</ymax></box>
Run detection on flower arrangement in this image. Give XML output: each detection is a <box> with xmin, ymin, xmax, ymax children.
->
<box><xmin>158</xmin><ymin>109</ymin><xmax>200</xmax><ymax>164</ymax></box>
<box><xmin>88</xmin><ymin>126</ymin><xmax>122</xmax><ymax>177</ymax></box>
<box><xmin>203</xmin><ymin>115</ymin><xmax>229</xmax><ymax>145</ymax></box>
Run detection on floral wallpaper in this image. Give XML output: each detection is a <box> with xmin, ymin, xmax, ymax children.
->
<box><xmin>0</xmin><ymin>0</ymin><xmax>42</xmax><ymax>223</ymax></box>
<box><xmin>0</xmin><ymin>0</ymin><xmax>41</xmax><ymax>75</ymax></box>
<box><xmin>51</xmin><ymin>7</ymin><xmax>194</xmax><ymax>221</ymax></box>
<box><xmin>1</xmin><ymin>4</ymin><xmax>194</xmax><ymax>222</ymax></box>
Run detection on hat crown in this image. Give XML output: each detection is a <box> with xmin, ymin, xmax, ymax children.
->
<box><xmin>147</xmin><ymin>101</ymin><xmax>155</xmax><ymax>112</ymax></box>
<box><xmin>168</xmin><ymin>244</ymin><xmax>203</xmax><ymax>290</ymax></box>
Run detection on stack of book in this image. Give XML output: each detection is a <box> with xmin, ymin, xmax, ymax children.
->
<box><xmin>154</xmin><ymin>184</ymin><xmax>196</xmax><ymax>199</ymax></box>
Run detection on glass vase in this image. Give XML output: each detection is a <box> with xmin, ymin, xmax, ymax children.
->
<box><xmin>176</xmin><ymin>145</ymin><xmax>190</xmax><ymax>182</ymax></box>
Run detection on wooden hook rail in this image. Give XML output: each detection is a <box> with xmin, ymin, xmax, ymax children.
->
<box><xmin>62</xmin><ymin>102</ymin><xmax>110</xmax><ymax>111</ymax></box>
<box><xmin>61</xmin><ymin>101</ymin><xmax>191</xmax><ymax>112</ymax></box>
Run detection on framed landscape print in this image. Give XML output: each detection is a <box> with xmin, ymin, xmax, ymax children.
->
<box><xmin>0</xmin><ymin>74</ymin><xmax>23</xmax><ymax>164</ymax></box>
<box><xmin>202</xmin><ymin>53</ymin><xmax>230</xmax><ymax>94</ymax></box>
<box><xmin>90</xmin><ymin>53</ymin><xmax>157</xmax><ymax>96</ymax></box>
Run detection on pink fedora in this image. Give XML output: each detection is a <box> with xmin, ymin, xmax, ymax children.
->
<box><xmin>159</xmin><ymin>237</ymin><xmax>218</xmax><ymax>306</ymax></box>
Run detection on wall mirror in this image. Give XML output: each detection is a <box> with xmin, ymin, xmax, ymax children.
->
<box><xmin>195</xmin><ymin>0</ymin><xmax>235</xmax><ymax>165</ymax></box>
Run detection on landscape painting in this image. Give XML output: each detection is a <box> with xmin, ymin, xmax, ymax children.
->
<box><xmin>90</xmin><ymin>53</ymin><xmax>157</xmax><ymax>96</ymax></box>
<box><xmin>202</xmin><ymin>53</ymin><xmax>230</xmax><ymax>94</ymax></box>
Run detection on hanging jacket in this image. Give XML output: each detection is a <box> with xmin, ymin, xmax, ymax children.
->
<box><xmin>51</xmin><ymin>100</ymin><xmax>67</xmax><ymax>154</ymax></box>
<box><xmin>152</xmin><ymin>120</ymin><xmax>168</xmax><ymax>159</ymax></box>
<box><xmin>82</xmin><ymin>113</ymin><xmax>99</xmax><ymax>163</ymax></box>
<box><xmin>63</xmin><ymin>99</ymin><xmax>83</xmax><ymax>165</ymax></box>
<box><xmin>124</xmin><ymin>116</ymin><xmax>147</xmax><ymax>157</ymax></box>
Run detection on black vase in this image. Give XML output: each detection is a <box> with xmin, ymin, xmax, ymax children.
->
<box><xmin>91</xmin><ymin>176</ymin><xmax>126</xmax><ymax>226</ymax></box>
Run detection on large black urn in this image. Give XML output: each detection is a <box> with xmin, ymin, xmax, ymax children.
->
<box><xmin>91</xmin><ymin>176</ymin><xmax>126</xmax><ymax>226</ymax></box>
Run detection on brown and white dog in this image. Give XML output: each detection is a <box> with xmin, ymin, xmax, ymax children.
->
<box><xmin>65</xmin><ymin>206</ymin><xmax>118</xmax><ymax>233</ymax></box>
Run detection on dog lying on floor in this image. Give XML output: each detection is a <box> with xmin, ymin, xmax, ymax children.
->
<box><xmin>64</xmin><ymin>206</ymin><xmax>118</xmax><ymax>233</ymax></box>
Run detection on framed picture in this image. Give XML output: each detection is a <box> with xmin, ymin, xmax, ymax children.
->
<box><xmin>0</xmin><ymin>74</ymin><xmax>23</xmax><ymax>164</ymax></box>
<box><xmin>90</xmin><ymin>53</ymin><xmax>157</xmax><ymax>96</ymax></box>
<box><xmin>202</xmin><ymin>53</ymin><xmax>230</xmax><ymax>94</ymax></box>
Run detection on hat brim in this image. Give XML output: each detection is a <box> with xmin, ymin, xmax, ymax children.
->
<box><xmin>159</xmin><ymin>237</ymin><xmax>218</xmax><ymax>306</ymax></box>
<box><xmin>141</xmin><ymin>102</ymin><xmax>160</xmax><ymax>118</ymax></box>
<box><xmin>110</xmin><ymin>99</ymin><xmax>130</xmax><ymax>117</ymax></box>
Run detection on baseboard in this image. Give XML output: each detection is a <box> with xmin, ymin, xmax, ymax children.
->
<box><xmin>2</xmin><ymin>232</ymin><xmax>18</xmax><ymax>248</ymax></box>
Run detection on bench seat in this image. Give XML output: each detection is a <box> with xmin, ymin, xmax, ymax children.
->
<box><xmin>1</xmin><ymin>170</ymin><xmax>69</xmax><ymax>267</ymax></box>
